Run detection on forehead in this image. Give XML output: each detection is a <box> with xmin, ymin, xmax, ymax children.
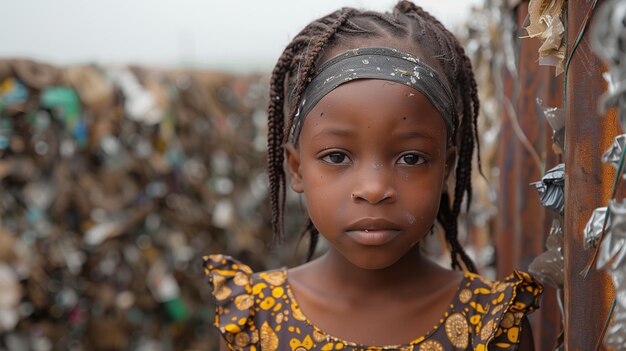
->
<box><xmin>300</xmin><ymin>79</ymin><xmax>447</xmax><ymax>143</ymax></box>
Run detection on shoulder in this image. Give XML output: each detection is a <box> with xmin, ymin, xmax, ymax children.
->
<box><xmin>460</xmin><ymin>270</ymin><xmax>543</xmax><ymax>350</ymax></box>
<box><xmin>203</xmin><ymin>254</ymin><xmax>291</xmax><ymax>349</ymax></box>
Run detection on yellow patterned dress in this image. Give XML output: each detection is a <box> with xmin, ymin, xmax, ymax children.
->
<box><xmin>203</xmin><ymin>255</ymin><xmax>542</xmax><ymax>351</ymax></box>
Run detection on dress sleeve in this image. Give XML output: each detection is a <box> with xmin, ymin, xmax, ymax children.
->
<box><xmin>470</xmin><ymin>271</ymin><xmax>543</xmax><ymax>351</ymax></box>
<box><xmin>471</xmin><ymin>271</ymin><xmax>543</xmax><ymax>351</ymax></box>
<box><xmin>203</xmin><ymin>254</ymin><xmax>258</xmax><ymax>350</ymax></box>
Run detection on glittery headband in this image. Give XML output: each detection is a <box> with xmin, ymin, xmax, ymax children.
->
<box><xmin>290</xmin><ymin>47</ymin><xmax>458</xmax><ymax>142</ymax></box>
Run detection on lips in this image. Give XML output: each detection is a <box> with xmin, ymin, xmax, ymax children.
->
<box><xmin>345</xmin><ymin>218</ymin><xmax>401</xmax><ymax>246</ymax></box>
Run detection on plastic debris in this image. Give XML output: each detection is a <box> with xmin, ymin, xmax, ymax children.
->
<box><xmin>524</xmin><ymin>0</ymin><xmax>567</xmax><ymax>76</ymax></box>
<box><xmin>0</xmin><ymin>58</ymin><xmax>307</xmax><ymax>350</ymax></box>
<box><xmin>531</xmin><ymin>163</ymin><xmax>565</xmax><ymax>216</ymax></box>
<box><xmin>584</xmin><ymin>207</ymin><xmax>609</xmax><ymax>250</ymax></box>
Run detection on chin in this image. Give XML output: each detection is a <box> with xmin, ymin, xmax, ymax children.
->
<box><xmin>338</xmin><ymin>241</ymin><xmax>423</xmax><ymax>270</ymax></box>
<box><xmin>346</xmin><ymin>252</ymin><xmax>406</xmax><ymax>270</ymax></box>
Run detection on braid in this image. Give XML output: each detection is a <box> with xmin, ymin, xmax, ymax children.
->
<box><xmin>268</xmin><ymin>1</ymin><xmax>481</xmax><ymax>271</ymax></box>
<box><xmin>268</xmin><ymin>9</ymin><xmax>356</xmax><ymax>246</ymax></box>
<box><xmin>285</xmin><ymin>9</ymin><xmax>357</xmax><ymax>139</ymax></box>
<box><xmin>394</xmin><ymin>1</ymin><xmax>480</xmax><ymax>272</ymax></box>
<box><xmin>268</xmin><ymin>49</ymin><xmax>294</xmax><ymax>243</ymax></box>
<box><xmin>438</xmin><ymin>192</ymin><xmax>478</xmax><ymax>272</ymax></box>
<box><xmin>466</xmin><ymin>56</ymin><xmax>484</xmax><ymax>178</ymax></box>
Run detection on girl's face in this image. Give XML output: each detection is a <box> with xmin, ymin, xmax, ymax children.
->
<box><xmin>286</xmin><ymin>79</ymin><xmax>453</xmax><ymax>270</ymax></box>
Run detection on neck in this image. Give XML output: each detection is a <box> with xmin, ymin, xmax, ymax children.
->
<box><xmin>317</xmin><ymin>245</ymin><xmax>444</xmax><ymax>295</ymax></box>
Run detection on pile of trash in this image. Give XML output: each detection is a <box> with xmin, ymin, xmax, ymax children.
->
<box><xmin>0</xmin><ymin>59</ymin><xmax>306</xmax><ymax>350</ymax></box>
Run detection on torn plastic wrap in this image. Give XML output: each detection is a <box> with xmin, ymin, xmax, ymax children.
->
<box><xmin>531</xmin><ymin>163</ymin><xmax>565</xmax><ymax>215</ymax></box>
<box><xmin>598</xmin><ymin>200</ymin><xmax>626</xmax><ymax>271</ymax></box>
<box><xmin>598</xmin><ymin>199</ymin><xmax>626</xmax><ymax>350</ymax></box>
<box><xmin>591</xmin><ymin>0</ymin><xmax>626</xmax><ymax>131</ymax></box>
<box><xmin>584</xmin><ymin>207</ymin><xmax>609</xmax><ymax>250</ymax></box>
<box><xmin>529</xmin><ymin>164</ymin><xmax>565</xmax><ymax>289</ymax></box>
<box><xmin>603</xmin><ymin>134</ymin><xmax>626</xmax><ymax>175</ymax></box>
<box><xmin>537</xmin><ymin>97</ymin><xmax>566</xmax><ymax>154</ymax></box>
<box><xmin>524</xmin><ymin>0</ymin><xmax>567</xmax><ymax>75</ymax></box>
<box><xmin>529</xmin><ymin>219</ymin><xmax>564</xmax><ymax>288</ymax></box>
<box><xmin>605</xmin><ymin>275</ymin><xmax>626</xmax><ymax>350</ymax></box>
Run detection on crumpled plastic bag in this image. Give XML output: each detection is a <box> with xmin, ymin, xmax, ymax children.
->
<box><xmin>531</xmin><ymin>163</ymin><xmax>565</xmax><ymax>215</ymax></box>
<box><xmin>584</xmin><ymin>207</ymin><xmax>609</xmax><ymax>250</ymax></box>
<box><xmin>524</xmin><ymin>0</ymin><xmax>567</xmax><ymax>75</ymax></box>
<box><xmin>529</xmin><ymin>219</ymin><xmax>564</xmax><ymax>288</ymax></box>
<box><xmin>598</xmin><ymin>199</ymin><xmax>626</xmax><ymax>351</ymax></box>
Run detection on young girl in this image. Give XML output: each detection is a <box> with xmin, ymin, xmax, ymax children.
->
<box><xmin>203</xmin><ymin>1</ymin><xmax>542</xmax><ymax>350</ymax></box>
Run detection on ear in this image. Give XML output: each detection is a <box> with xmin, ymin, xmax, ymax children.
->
<box><xmin>285</xmin><ymin>143</ymin><xmax>304</xmax><ymax>193</ymax></box>
<box><xmin>444</xmin><ymin>146</ymin><xmax>456</xmax><ymax>181</ymax></box>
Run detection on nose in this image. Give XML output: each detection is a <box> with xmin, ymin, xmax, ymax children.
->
<box><xmin>351</xmin><ymin>167</ymin><xmax>397</xmax><ymax>204</ymax></box>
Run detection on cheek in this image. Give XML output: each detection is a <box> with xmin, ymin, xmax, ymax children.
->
<box><xmin>404</xmin><ymin>211</ymin><xmax>416</xmax><ymax>225</ymax></box>
<box><xmin>397</xmin><ymin>169</ymin><xmax>445</xmax><ymax>224</ymax></box>
<box><xmin>336</xmin><ymin>205</ymin><xmax>347</xmax><ymax>220</ymax></box>
<box><xmin>398</xmin><ymin>169</ymin><xmax>409</xmax><ymax>180</ymax></box>
<box><xmin>302</xmin><ymin>170</ymin><xmax>344</xmax><ymax>216</ymax></box>
<box><xmin>397</xmin><ymin>166</ymin><xmax>445</xmax><ymax>189</ymax></box>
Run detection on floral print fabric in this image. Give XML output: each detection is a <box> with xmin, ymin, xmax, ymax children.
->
<box><xmin>203</xmin><ymin>255</ymin><xmax>542</xmax><ymax>351</ymax></box>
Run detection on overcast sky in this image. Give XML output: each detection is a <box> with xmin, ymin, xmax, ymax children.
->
<box><xmin>0</xmin><ymin>0</ymin><xmax>482</xmax><ymax>72</ymax></box>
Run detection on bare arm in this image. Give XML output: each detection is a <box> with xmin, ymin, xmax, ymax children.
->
<box><xmin>516</xmin><ymin>317</ymin><xmax>535</xmax><ymax>351</ymax></box>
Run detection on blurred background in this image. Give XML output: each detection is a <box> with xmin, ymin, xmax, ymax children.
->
<box><xmin>0</xmin><ymin>0</ymin><xmax>577</xmax><ymax>350</ymax></box>
<box><xmin>0</xmin><ymin>0</ymin><xmax>481</xmax><ymax>71</ymax></box>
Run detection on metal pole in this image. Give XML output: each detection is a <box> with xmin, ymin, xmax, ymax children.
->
<box><xmin>564</xmin><ymin>0</ymin><xmax>617</xmax><ymax>349</ymax></box>
<box><xmin>495</xmin><ymin>2</ymin><xmax>562</xmax><ymax>349</ymax></box>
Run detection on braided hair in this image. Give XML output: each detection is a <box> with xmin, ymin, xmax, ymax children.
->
<box><xmin>267</xmin><ymin>1</ymin><xmax>480</xmax><ymax>272</ymax></box>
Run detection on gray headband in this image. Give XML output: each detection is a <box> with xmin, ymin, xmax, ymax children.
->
<box><xmin>291</xmin><ymin>47</ymin><xmax>458</xmax><ymax>142</ymax></box>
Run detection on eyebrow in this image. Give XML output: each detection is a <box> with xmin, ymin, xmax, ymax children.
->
<box><xmin>312</xmin><ymin>128</ymin><xmax>355</xmax><ymax>140</ymax></box>
<box><xmin>394</xmin><ymin>130</ymin><xmax>436</xmax><ymax>140</ymax></box>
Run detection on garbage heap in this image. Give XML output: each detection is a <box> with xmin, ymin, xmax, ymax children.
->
<box><xmin>0</xmin><ymin>59</ymin><xmax>309</xmax><ymax>350</ymax></box>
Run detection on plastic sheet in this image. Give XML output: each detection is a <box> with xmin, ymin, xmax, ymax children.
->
<box><xmin>529</xmin><ymin>219</ymin><xmax>564</xmax><ymax>288</ymax></box>
<box><xmin>598</xmin><ymin>200</ymin><xmax>626</xmax><ymax>271</ymax></box>
<box><xmin>531</xmin><ymin>163</ymin><xmax>565</xmax><ymax>215</ymax></box>
<box><xmin>598</xmin><ymin>200</ymin><xmax>626</xmax><ymax>350</ymax></box>
<box><xmin>524</xmin><ymin>0</ymin><xmax>567</xmax><ymax>75</ymax></box>
<box><xmin>605</xmin><ymin>277</ymin><xmax>626</xmax><ymax>350</ymax></box>
<box><xmin>537</xmin><ymin>98</ymin><xmax>566</xmax><ymax>154</ymax></box>
<box><xmin>602</xmin><ymin>134</ymin><xmax>626</xmax><ymax>176</ymax></box>
<box><xmin>584</xmin><ymin>207</ymin><xmax>609</xmax><ymax>250</ymax></box>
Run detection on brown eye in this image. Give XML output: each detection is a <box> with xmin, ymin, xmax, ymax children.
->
<box><xmin>321</xmin><ymin>152</ymin><xmax>349</xmax><ymax>164</ymax></box>
<box><xmin>398</xmin><ymin>153</ymin><xmax>426</xmax><ymax>165</ymax></box>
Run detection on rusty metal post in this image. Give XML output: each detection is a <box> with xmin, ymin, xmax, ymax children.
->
<box><xmin>536</xmin><ymin>72</ymin><xmax>563</xmax><ymax>351</ymax></box>
<box><xmin>495</xmin><ymin>2</ymin><xmax>562</xmax><ymax>350</ymax></box>
<box><xmin>563</xmin><ymin>1</ymin><xmax>618</xmax><ymax>350</ymax></box>
<box><xmin>512</xmin><ymin>1</ymin><xmax>549</xmax><ymax>273</ymax></box>
<box><xmin>496</xmin><ymin>1</ymin><xmax>549</xmax><ymax>280</ymax></box>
